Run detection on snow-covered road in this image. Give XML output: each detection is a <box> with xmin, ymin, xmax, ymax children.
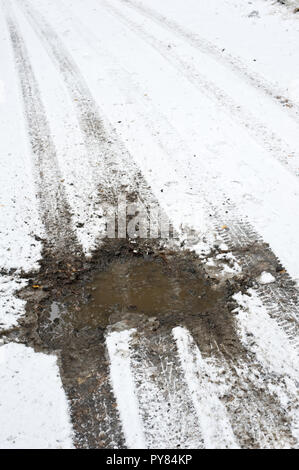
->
<box><xmin>0</xmin><ymin>0</ymin><xmax>298</xmax><ymax>448</ymax></box>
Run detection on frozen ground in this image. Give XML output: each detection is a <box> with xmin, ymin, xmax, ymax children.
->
<box><xmin>0</xmin><ymin>0</ymin><xmax>298</xmax><ymax>448</ymax></box>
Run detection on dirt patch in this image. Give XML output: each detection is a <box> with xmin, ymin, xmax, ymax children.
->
<box><xmin>39</xmin><ymin>257</ymin><xmax>219</xmax><ymax>337</ymax></box>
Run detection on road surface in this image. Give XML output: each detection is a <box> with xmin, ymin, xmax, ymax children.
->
<box><xmin>0</xmin><ymin>0</ymin><xmax>298</xmax><ymax>449</ymax></box>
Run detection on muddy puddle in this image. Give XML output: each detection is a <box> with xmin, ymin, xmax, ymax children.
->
<box><xmin>27</xmin><ymin>255</ymin><xmax>224</xmax><ymax>359</ymax></box>
<box><xmin>49</xmin><ymin>258</ymin><xmax>216</xmax><ymax>333</ymax></box>
<box><xmin>15</xmin><ymin>242</ymin><xmax>247</xmax><ymax>448</ymax></box>
<box><xmin>22</xmin><ymin>242</ymin><xmax>245</xmax><ymax>355</ymax></box>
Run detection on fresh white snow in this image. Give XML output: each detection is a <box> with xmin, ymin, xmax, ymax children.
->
<box><xmin>0</xmin><ymin>342</ymin><xmax>74</xmax><ymax>449</ymax></box>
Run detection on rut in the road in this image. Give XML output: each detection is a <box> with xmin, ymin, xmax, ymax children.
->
<box><xmin>3</xmin><ymin>2</ymin><xmax>79</xmax><ymax>259</ymax></box>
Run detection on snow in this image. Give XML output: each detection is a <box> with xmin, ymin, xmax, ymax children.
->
<box><xmin>0</xmin><ymin>343</ymin><xmax>74</xmax><ymax>449</ymax></box>
<box><xmin>173</xmin><ymin>326</ymin><xmax>239</xmax><ymax>449</ymax></box>
<box><xmin>0</xmin><ymin>5</ymin><xmax>44</xmax><ymax>334</ymax></box>
<box><xmin>0</xmin><ymin>276</ymin><xmax>27</xmax><ymax>330</ymax></box>
<box><xmin>106</xmin><ymin>329</ymin><xmax>146</xmax><ymax>449</ymax></box>
<box><xmin>128</xmin><ymin>333</ymin><xmax>204</xmax><ymax>448</ymax></box>
<box><xmin>0</xmin><ymin>7</ymin><xmax>43</xmax><ymax>274</ymax></box>
<box><xmin>0</xmin><ymin>79</ymin><xmax>5</xmax><ymax>103</ymax></box>
<box><xmin>2</xmin><ymin>0</ymin><xmax>299</xmax><ymax>279</ymax></box>
<box><xmin>133</xmin><ymin>0</ymin><xmax>299</xmax><ymax>97</ymax></box>
<box><xmin>257</xmin><ymin>271</ymin><xmax>276</xmax><ymax>284</ymax></box>
<box><xmin>233</xmin><ymin>289</ymin><xmax>298</xmax><ymax>378</ymax></box>
<box><xmin>233</xmin><ymin>289</ymin><xmax>299</xmax><ymax>441</ymax></box>
<box><xmin>289</xmin><ymin>78</ymin><xmax>299</xmax><ymax>104</ymax></box>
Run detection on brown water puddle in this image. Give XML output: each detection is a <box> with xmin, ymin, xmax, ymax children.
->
<box><xmin>50</xmin><ymin>257</ymin><xmax>216</xmax><ymax>333</ymax></box>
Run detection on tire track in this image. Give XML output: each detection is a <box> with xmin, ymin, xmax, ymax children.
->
<box><xmin>210</xmin><ymin>211</ymin><xmax>299</xmax><ymax>349</ymax></box>
<box><xmin>175</xmin><ymin>323</ymin><xmax>297</xmax><ymax>448</ymax></box>
<box><xmin>129</xmin><ymin>330</ymin><xmax>204</xmax><ymax>449</ymax></box>
<box><xmin>120</xmin><ymin>0</ymin><xmax>299</xmax><ymax>124</ymax></box>
<box><xmin>219</xmin><ymin>353</ymin><xmax>297</xmax><ymax>448</ymax></box>
<box><xmin>18</xmin><ymin>0</ymin><xmax>158</xmax><ymax>216</ymax></box>
<box><xmin>105</xmin><ymin>324</ymin><xmax>204</xmax><ymax>449</ymax></box>
<box><xmin>59</xmin><ymin>330</ymin><xmax>127</xmax><ymax>449</ymax></box>
<box><xmin>3</xmin><ymin>1</ymin><xmax>79</xmax><ymax>258</ymax></box>
<box><xmin>233</xmin><ymin>288</ymin><xmax>298</xmax><ymax>442</ymax></box>
<box><xmin>107</xmin><ymin>321</ymin><xmax>297</xmax><ymax>448</ymax></box>
<box><xmin>173</xmin><ymin>326</ymin><xmax>239</xmax><ymax>449</ymax></box>
<box><xmin>101</xmin><ymin>0</ymin><xmax>299</xmax><ymax>178</ymax></box>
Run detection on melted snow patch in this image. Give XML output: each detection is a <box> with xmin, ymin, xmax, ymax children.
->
<box><xmin>205</xmin><ymin>251</ymin><xmax>242</xmax><ymax>279</ymax></box>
